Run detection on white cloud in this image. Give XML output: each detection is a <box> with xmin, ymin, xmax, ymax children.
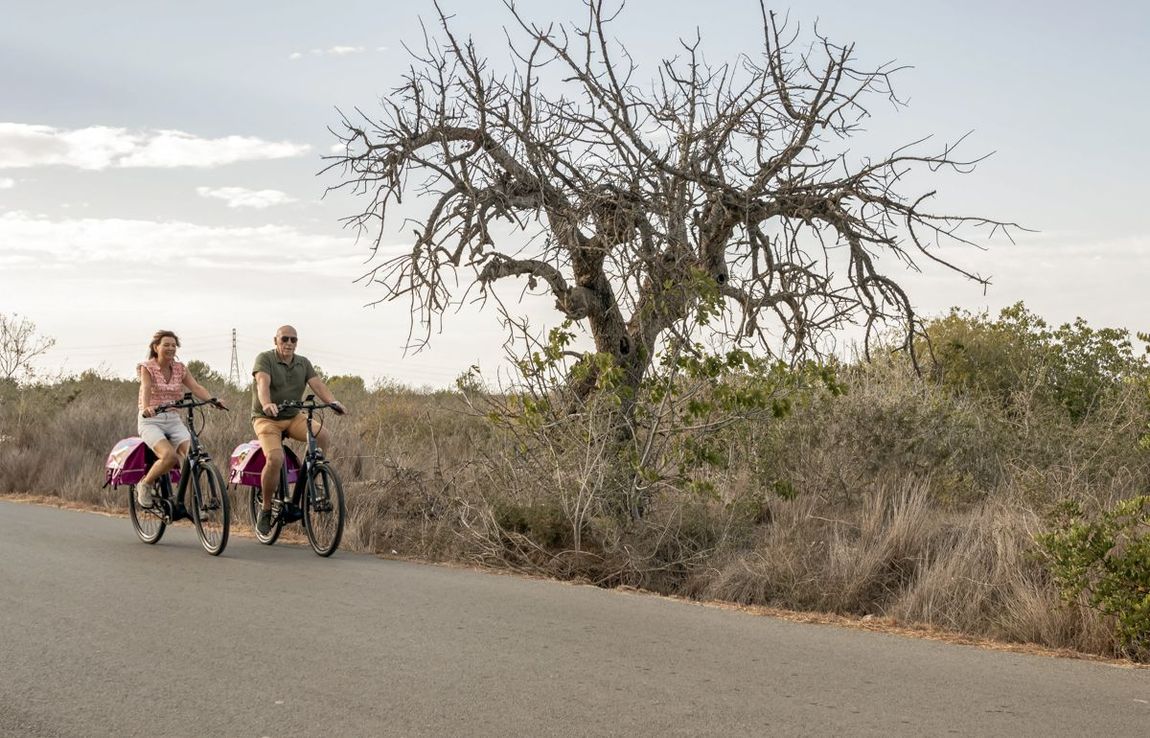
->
<box><xmin>0</xmin><ymin>177</ymin><xmax>13</xmax><ymax>189</ymax></box>
<box><xmin>0</xmin><ymin>123</ymin><xmax>311</xmax><ymax>170</ymax></box>
<box><xmin>288</xmin><ymin>45</ymin><xmax>377</xmax><ymax>60</ymax></box>
<box><xmin>0</xmin><ymin>211</ymin><xmax>404</xmax><ymax>276</ymax></box>
<box><xmin>0</xmin><ymin>124</ymin><xmax>135</xmax><ymax>169</ymax></box>
<box><xmin>894</xmin><ymin>233</ymin><xmax>1150</xmax><ymax>330</ymax></box>
<box><xmin>196</xmin><ymin>186</ymin><xmax>297</xmax><ymax>209</ymax></box>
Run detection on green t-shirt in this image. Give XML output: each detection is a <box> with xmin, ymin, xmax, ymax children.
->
<box><xmin>250</xmin><ymin>350</ymin><xmax>318</xmax><ymax>419</ymax></box>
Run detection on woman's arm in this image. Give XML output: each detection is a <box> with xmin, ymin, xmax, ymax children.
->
<box><xmin>183</xmin><ymin>369</ymin><xmax>228</xmax><ymax>409</ymax></box>
<box><xmin>138</xmin><ymin>365</ymin><xmax>154</xmax><ymax>416</ymax></box>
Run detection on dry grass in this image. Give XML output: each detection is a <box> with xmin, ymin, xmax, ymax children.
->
<box><xmin>3</xmin><ymin>357</ymin><xmax>1148</xmax><ymax>662</ymax></box>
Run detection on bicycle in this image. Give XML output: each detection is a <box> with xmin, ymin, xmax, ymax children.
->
<box><xmin>230</xmin><ymin>396</ymin><xmax>345</xmax><ymax>557</ymax></box>
<box><xmin>108</xmin><ymin>393</ymin><xmax>231</xmax><ymax>555</ymax></box>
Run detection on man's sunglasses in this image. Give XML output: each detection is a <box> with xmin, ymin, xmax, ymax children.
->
<box><xmin>279</xmin><ymin>336</ymin><xmax>299</xmax><ymax>344</ymax></box>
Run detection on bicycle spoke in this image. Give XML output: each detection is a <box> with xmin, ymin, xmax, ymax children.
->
<box><xmin>249</xmin><ymin>484</ymin><xmax>284</xmax><ymax>545</ymax></box>
<box><xmin>303</xmin><ymin>465</ymin><xmax>345</xmax><ymax>557</ymax></box>
<box><xmin>192</xmin><ymin>464</ymin><xmax>230</xmax><ymax>555</ymax></box>
<box><xmin>129</xmin><ymin>481</ymin><xmax>166</xmax><ymax>544</ymax></box>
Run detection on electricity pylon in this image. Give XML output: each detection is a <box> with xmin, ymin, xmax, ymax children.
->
<box><xmin>228</xmin><ymin>329</ymin><xmax>243</xmax><ymax>387</ymax></box>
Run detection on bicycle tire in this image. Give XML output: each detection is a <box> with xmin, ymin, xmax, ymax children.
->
<box><xmin>191</xmin><ymin>462</ymin><xmax>230</xmax><ymax>556</ymax></box>
<box><xmin>129</xmin><ymin>480</ymin><xmax>166</xmax><ymax>544</ymax></box>
<box><xmin>248</xmin><ymin>485</ymin><xmax>283</xmax><ymax>545</ymax></box>
<box><xmin>303</xmin><ymin>464</ymin><xmax>345</xmax><ymax>557</ymax></box>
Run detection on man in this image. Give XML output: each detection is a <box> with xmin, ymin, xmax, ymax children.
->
<box><xmin>250</xmin><ymin>325</ymin><xmax>346</xmax><ymax>535</ymax></box>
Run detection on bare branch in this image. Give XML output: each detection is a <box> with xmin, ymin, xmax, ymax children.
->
<box><xmin>328</xmin><ymin>0</ymin><xmax>1020</xmax><ymax>386</ymax></box>
<box><xmin>0</xmin><ymin>314</ymin><xmax>56</xmax><ymax>383</ymax></box>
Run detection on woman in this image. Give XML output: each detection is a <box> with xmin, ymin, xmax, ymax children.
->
<box><xmin>135</xmin><ymin>330</ymin><xmax>228</xmax><ymax>508</ymax></box>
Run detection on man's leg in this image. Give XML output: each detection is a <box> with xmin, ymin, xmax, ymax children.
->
<box><xmin>314</xmin><ymin>425</ymin><xmax>332</xmax><ymax>456</ymax></box>
<box><xmin>254</xmin><ymin>419</ymin><xmax>287</xmax><ymax>513</ymax></box>
<box><xmin>260</xmin><ymin>447</ymin><xmax>284</xmax><ymax>512</ymax></box>
<box><xmin>253</xmin><ymin>418</ymin><xmax>289</xmax><ymax>535</ymax></box>
<box><xmin>286</xmin><ymin>413</ymin><xmax>330</xmax><ymax>456</ymax></box>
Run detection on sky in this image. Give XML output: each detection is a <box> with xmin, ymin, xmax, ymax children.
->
<box><xmin>2</xmin><ymin>0</ymin><xmax>1148</xmax><ymax>389</ymax></box>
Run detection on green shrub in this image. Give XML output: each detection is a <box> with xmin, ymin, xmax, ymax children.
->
<box><xmin>925</xmin><ymin>302</ymin><xmax>1148</xmax><ymax>422</ymax></box>
<box><xmin>493</xmin><ymin>499</ymin><xmax>570</xmax><ymax>549</ymax></box>
<box><xmin>1037</xmin><ymin>496</ymin><xmax>1150</xmax><ymax>660</ymax></box>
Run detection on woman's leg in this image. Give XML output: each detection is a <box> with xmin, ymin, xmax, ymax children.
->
<box><xmin>140</xmin><ymin>439</ymin><xmax>179</xmax><ymax>485</ymax></box>
<box><xmin>175</xmin><ymin>440</ymin><xmax>191</xmax><ymax>471</ymax></box>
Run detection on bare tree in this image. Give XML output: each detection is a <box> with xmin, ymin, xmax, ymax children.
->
<box><xmin>328</xmin><ymin>0</ymin><xmax>1018</xmax><ymax>396</ymax></box>
<box><xmin>0</xmin><ymin>313</ymin><xmax>56</xmax><ymax>382</ymax></box>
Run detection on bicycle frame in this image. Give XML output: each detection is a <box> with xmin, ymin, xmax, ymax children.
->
<box><xmin>274</xmin><ymin>404</ymin><xmax>328</xmax><ymax>516</ymax></box>
<box><xmin>148</xmin><ymin>395</ymin><xmax>219</xmax><ymax>522</ymax></box>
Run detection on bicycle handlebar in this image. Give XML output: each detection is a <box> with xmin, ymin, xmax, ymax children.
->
<box><xmin>153</xmin><ymin>393</ymin><xmax>228</xmax><ymax>414</ymax></box>
<box><xmin>278</xmin><ymin>398</ymin><xmax>345</xmax><ymax>415</ymax></box>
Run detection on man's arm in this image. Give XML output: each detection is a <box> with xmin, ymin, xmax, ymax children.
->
<box><xmin>255</xmin><ymin>371</ymin><xmax>279</xmax><ymax>417</ymax></box>
<box><xmin>306</xmin><ymin>376</ymin><xmax>347</xmax><ymax>415</ymax></box>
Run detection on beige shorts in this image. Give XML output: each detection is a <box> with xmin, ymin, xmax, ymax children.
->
<box><xmin>138</xmin><ymin>411</ymin><xmax>191</xmax><ymax>449</ymax></box>
<box><xmin>253</xmin><ymin>414</ymin><xmax>320</xmax><ymax>458</ymax></box>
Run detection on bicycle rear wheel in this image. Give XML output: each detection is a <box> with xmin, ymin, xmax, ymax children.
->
<box><xmin>303</xmin><ymin>464</ymin><xmax>345</xmax><ymax>557</ymax></box>
<box><xmin>191</xmin><ymin>462</ymin><xmax>230</xmax><ymax>555</ymax></box>
<box><xmin>129</xmin><ymin>480</ymin><xmax>166</xmax><ymax>544</ymax></box>
<box><xmin>248</xmin><ymin>485</ymin><xmax>283</xmax><ymax>544</ymax></box>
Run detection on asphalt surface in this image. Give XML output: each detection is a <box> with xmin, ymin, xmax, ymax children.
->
<box><xmin>2</xmin><ymin>499</ymin><xmax>1148</xmax><ymax>737</ymax></box>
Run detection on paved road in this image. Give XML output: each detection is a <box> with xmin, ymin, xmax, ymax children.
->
<box><xmin>2</xmin><ymin>500</ymin><xmax>1148</xmax><ymax>737</ymax></box>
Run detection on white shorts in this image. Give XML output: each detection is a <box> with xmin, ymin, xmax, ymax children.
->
<box><xmin>138</xmin><ymin>411</ymin><xmax>191</xmax><ymax>449</ymax></box>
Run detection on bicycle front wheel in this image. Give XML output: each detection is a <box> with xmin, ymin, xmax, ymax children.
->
<box><xmin>248</xmin><ymin>485</ymin><xmax>283</xmax><ymax>545</ymax></box>
<box><xmin>304</xmin><ymin>464</ymin><xmax>345</xmax><ymax>557</ymax></box>
<box><xmin>129</xmin><ymin>481</ymin><xmax>166</xmax><ymax>544</ymax></box>
<box><xmin>191</xmin><ymin>463</ymin><xmax>230</xmax><ymax>556</ymax></box>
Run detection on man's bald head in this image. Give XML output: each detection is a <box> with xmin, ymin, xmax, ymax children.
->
<box><xmin>274</xmin><ymin>325</ymin><xmax>299</xmax><ymax>357</ymax></box>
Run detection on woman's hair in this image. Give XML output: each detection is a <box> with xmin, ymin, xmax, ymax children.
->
<box><xmin>147</xmin><ymin>330</ymin><xmax>181</xmax><ymax>360</ymax></box>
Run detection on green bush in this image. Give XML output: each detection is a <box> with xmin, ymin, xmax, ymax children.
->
<box><xmin>1037</xmin><ymin>496</ymin><xmax>1150</xmax><ymax>660</ymax></box>
<box><xmin>925</xmin><ymin>302</ymin><xmax>1148</xmax><ymax>422</ymax></box>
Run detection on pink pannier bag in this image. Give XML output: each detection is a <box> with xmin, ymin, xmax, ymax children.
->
<box><xmin>104</xmin><ymin>437</ymin><xmax>180</xmax><ymax>487</ymax></box>
<box><xmin>228</xmin><ymin>440</ymin><xmax>301</xmax><ymax>487</ymax></box>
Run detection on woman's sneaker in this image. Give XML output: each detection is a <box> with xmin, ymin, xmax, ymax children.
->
<box><xmin>257</xmin><ymin>509</ymin><xmax>273</xmax><ymax>535</ymax></box>
<box><xmin>135</xmin><ymin>483</ymin><xmax>155</xmax><ymax>508</ymax></box>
